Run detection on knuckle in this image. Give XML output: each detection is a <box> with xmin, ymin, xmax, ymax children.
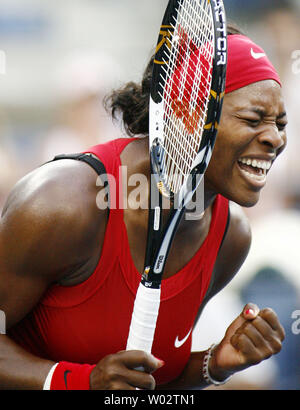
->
<box><xmin>272</xmin><ymin>338</ymin><xmax>283</xmax><ymax>353</ymax></box>
<box><xmin>236</xmin><ymin>333</ymin><xmax>249</xmax><ymax>351</ymax></box>
<box><xmin>279</xmin><ymin>325</ymin><xmax>286</xmax><ymax>341</ymax></box>
<box><xmin>251</xmin><ymin>350</ymin><xmax>264</xmax><ymax>365</ymax></box>
<box><xmin>239</xmin><ymin>332</ymin><xmax>248</xmax><ymax>343</ymax></box>
<box><xmin>260</xmin><ymin>307</ymin><xmax>275</xmax><ymax>318</ymax></box>
<box><xmin>230</xmin><ymin>333</ymin><xmax>238</xmax><ymax>348</ymax></box>
<box><xmin>243</xmin><ymin>322</ymin><xmax>253</xmax><ymax>333</ymax></box>
<box><xmin>243</xmin><ymin>350</ymin><xmax>261</xmax><ymax>366</ymax></box>
<box><xmin>137</xmin><ymin>350</ymin><xmax>148</xmax><ymax>363</ymax></box>
<box><xmin>145</xmin><ymin>375</ymin><xmax>156</xmax><ymax>390</ymax></box>
<box><xmin>104</xmin><ymin>353</ymin><xmax>116</xmax><ymax>365</ymax></box>
<box><xmin>264</xmin><ymin>345</ymin><xmax>274</xmax><ymax>358</ymax></box>
<box><xmin>142</xmin><ymin>350</ymin><xmax>151</xmax><ymax>362</ymax></box>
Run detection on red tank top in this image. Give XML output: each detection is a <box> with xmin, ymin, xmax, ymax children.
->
<box><xmin>8</xmin><ymin>138</ymin><xmax>229</xmax><ymax>386</ymax></box>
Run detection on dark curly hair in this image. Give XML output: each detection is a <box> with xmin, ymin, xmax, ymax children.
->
<box><xmin>105</xmin><ymin>23</ymin><xmax>245</xmax><ymax>137</ymax></box>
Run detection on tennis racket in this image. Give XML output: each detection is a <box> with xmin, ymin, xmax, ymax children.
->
<box><xmin>126</xmin><ymin>0</ymin><xmax>227</xmax><ymax>354</ymax></box>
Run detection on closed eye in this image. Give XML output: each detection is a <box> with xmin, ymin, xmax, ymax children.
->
<box><xmin>276</xmin><ymin>122</ymin><xmax>287</xmax><ymax>131</ymax></box>
<box><xmin>244</xmin><ymin>118</ymin><xmax>261</xmax><ymax>127</ymax></box>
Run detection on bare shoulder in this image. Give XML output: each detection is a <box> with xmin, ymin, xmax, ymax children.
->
<box><xmin>1</xmin><ymin>159</ymin><xmax>107</xmax><ymax>282</ymax></box>
<box><xmin>120</xmin><ymin>137</ymin><xmax>149</xmax><ymax>173</ymax></box>
<box><xmin>205</xmin><ymin>201</ymin><xmax>252</xmax><ymax>300</ymax></box>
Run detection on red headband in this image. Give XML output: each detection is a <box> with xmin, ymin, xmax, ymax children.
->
<box><xmin>225</xmin><ymin>34</ymin><xmax>281</xmax><ymax>94</ymax></box>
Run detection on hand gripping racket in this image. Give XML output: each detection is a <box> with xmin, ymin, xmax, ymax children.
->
<box><xmin>126</xmin><ymin>0</ymin><xmax>227</xmax><ymax>354</ymax></box>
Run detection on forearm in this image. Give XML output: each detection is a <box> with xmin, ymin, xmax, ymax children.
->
<box><xmin>157</xmin><ymin>348</ymin><xmax>232</xmax><ymax>390</ymax></box>
<box><xmin>157</xmin><ymin>351</ymin><xmax>208</xmax><ymax>390</ymax></box>
<box><xmin>0</xmin><ymin>335</ymin><xmax>55</xmax><ymax>390</ymax></box>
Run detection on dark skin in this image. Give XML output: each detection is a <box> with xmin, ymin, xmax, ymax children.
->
<box><xmin>0</xmin><ymin>80</ymin><xmax>287</xmax><ymax>390</ymax></box>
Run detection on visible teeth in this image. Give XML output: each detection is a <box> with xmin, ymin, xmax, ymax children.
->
<box><xmin>239</xmin><ymin>158</ymin><xmax>271</xmax><ymax>171</ymax></box>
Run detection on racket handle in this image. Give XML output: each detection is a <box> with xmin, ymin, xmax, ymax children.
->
<box><xmin>126</xmin><ymin>283</ymin><xmax>161</xmax><ymax>353</ymax></box>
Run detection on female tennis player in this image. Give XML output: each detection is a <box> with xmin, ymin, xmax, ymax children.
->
<box><xmin>0</xmin><ymin>25</ymin><xmax>287</xmax><ymax>390</ymax></box>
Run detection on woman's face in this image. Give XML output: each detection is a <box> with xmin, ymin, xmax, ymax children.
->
<box><xmin>204</xmin><ymin>80</ymin><xmax>288</xmax><ymax>207</ymax></box>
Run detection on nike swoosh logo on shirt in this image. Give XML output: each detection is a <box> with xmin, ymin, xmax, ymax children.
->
<box><xmin>64</xmin><ymin>370</ymin><xmax>71</xmax><ymax>389</ymax></box>
<box><xmin>174</xmin><ymin>328</ymin><xmax>192</xmax><ymax>348</ymax></box>
<box><xmin>251</xmin><ymin>48</ymin><xmax>266</xmax><ymax>60</ymax></box>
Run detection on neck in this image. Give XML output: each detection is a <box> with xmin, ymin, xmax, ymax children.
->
<box><xmin>183</xmin><ymin>179</ymin><xmax>217</xmax><ymax>221</ymax></box>
<box><xmin>124</xmin><ymin>138</ymin><xmax>219</xmax><ymax>219</ymax></box>
<box><xmin>204</xmin><ymin>184</ymin><xmax>218</xmax><ymax>210</ymax></box>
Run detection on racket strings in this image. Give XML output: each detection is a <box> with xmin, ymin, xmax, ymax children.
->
<box><xmin>157</xmin><ymin>0</ymin><xmax>214</xmax><ymax>194</ymax></box>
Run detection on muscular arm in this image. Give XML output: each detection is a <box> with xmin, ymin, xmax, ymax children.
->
<box><xmin>0</xmin><ymin>160</ymin><xmax>106</xmax><ymax>389</ymax></box>
<box><xmin>158</xmin><ymin>202</ymin><xmax>252</xmax><ymax>390</ymax></box>
<box><xmin>0</xmin><ymin>158</ymin><xmax>167</xmax><ymax>391</ymax></box>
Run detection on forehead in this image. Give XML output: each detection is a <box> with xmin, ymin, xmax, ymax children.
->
<box><xmin>224</xmin><ymin>80</ymin><xmax>286</xmax><ymax>115</ymax></box>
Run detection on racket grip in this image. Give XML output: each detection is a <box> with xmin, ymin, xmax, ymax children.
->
<box><xmin>126</xmin><ymin>283</ymin><xmax>161</xmax><ymax>353</ymax></box>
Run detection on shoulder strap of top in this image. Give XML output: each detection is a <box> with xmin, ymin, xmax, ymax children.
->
<box><xmin>50</xmin><ymin>152</ymin><xmax>108</xmax><ymax>177</ymax></box>
<box><xmin>84</xmin><ymin>138</ymin><xmax>138</xmax><ymax>172</ymax></box>
<box><xmin>43</xmin><ymin>152</ymin><xmax>110</xmax><ymax>212</ymax></box>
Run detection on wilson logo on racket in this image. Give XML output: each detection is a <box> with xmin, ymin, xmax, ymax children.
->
<box><xmin>171</xmin><ymin>99</ymin><xmax>203</xmax><ymax>135</ymax></box>
<box><xmin>154</xmin><ymin>25</ymin><xmax>174</xmax><ymax>65</ymax></box>
<box><xmin>166</xmin><ymin>36</ymin><xmax>214</xmax><ymax>135</ymax></box>
<box><xmin>156</xmin><ymin>255</ymin><xmax>165</xmax><ymax>270</ymax></box>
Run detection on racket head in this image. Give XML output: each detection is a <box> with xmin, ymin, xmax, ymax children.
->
<box><xmin>149</xmin><ymin>0</ymin><xmax>227</xmax><ymax>204</ymax></box>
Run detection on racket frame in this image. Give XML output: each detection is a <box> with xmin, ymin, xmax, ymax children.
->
<box><xmin>145</xmin><ymin>0</ymin><xmax>227</xmax><ymax>286</ymax></box>
<box><xmin>126</xmin><ymin>0</ymin><xmax>227</xmax><ymax>354</ymax></box>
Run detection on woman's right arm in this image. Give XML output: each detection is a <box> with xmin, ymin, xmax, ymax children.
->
<box><xmin>0</xmin><ymin>160</ymin><xmax>162</xmax><ymax>390</ymax></box>
<box><xmin>0</xmin><ymin>160</ymin><xmax>108</xmax><ymax>389</ymax></box>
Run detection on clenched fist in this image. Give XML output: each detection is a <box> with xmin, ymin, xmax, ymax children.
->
<box><xmin>208</xmin><ymin>303</ymin><xmax>285</xmax><ymax>382</ymax></box>
<box><xmin>90</xmin><ymin>350</ymin><xmax>164</xmax><ymax>390</ymax></box>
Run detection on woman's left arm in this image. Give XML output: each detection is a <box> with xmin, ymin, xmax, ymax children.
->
<box><xmin>158</xmin><ymin>202</ymin><xmax>285</xmax><ymax>389</ymax></box>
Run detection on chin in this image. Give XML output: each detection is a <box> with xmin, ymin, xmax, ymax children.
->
<box><xmin>226</xmin><ymin>189</ymin><xmax>261</xmax><ymax>208</ymax></box>
<box><xmin>234</xmin><ymin>194</ymin><xmax>260</xmax><ymax>208</ymax></box>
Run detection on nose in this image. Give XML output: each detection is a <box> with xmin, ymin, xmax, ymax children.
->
<box><xmin>257</xmin><ymin>123</ymin><xmax>286</xmax><ymax>153</ymax></box>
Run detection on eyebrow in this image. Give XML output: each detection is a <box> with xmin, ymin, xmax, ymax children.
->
<box><xmin>241</xmin><ymin>107</ymin><xmax>287</xmax><ymax>119</ymax></box>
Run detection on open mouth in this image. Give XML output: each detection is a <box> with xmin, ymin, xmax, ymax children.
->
<box><xmin>237</xmin><ymin>157</ymin><xmax>272</xmax><ymax>184</ymax></box>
